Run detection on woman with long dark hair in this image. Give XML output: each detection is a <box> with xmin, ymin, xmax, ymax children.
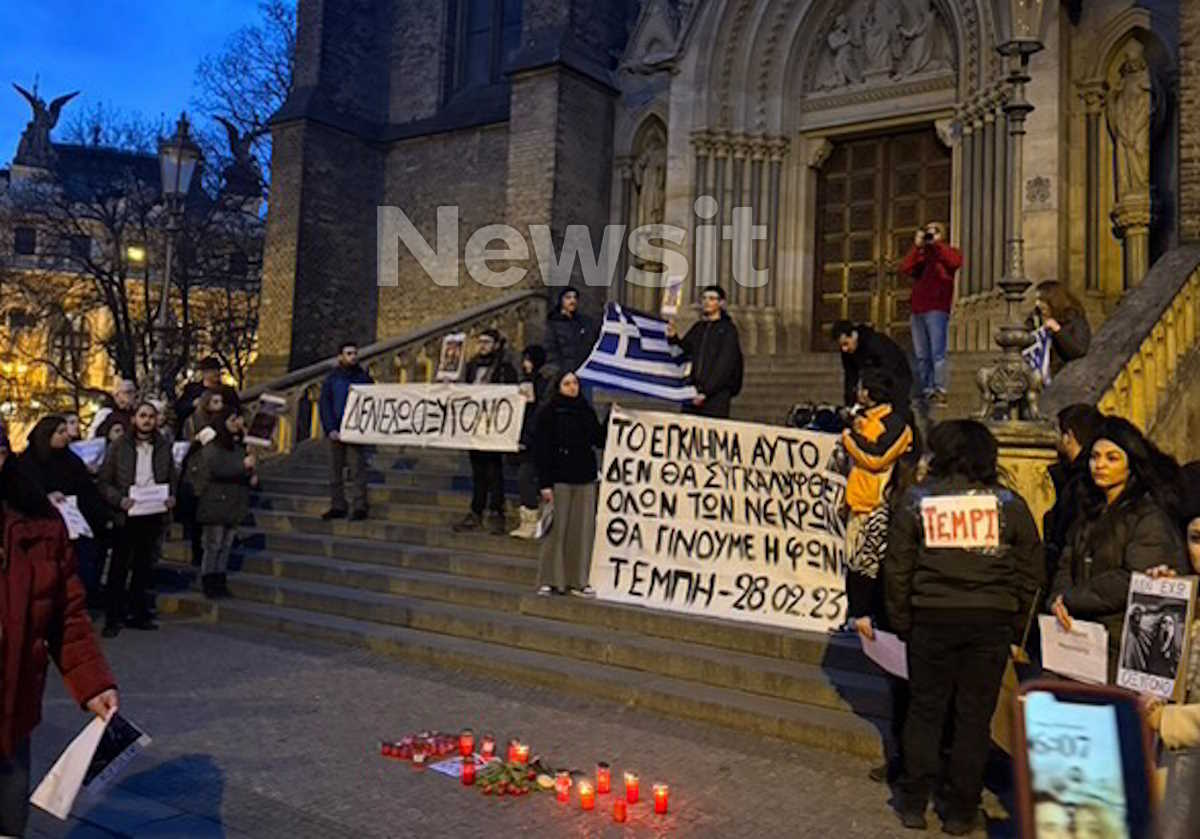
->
<box><xmin>1050</xmin><ymin>416</ymin><xmax>1187</xmax><ymax>680</ymax></box>
<box><xmin>885</xmin><ymin>420</ymin><xmax>1044</xmax><ymax>833</ymax></box>
<box><xmin>533</xmin><ymin>371</ymin><xmax>605</xmax><ymax>597</ymax></box>
<box><xmin>1029</xmin><ymin>280</ymin><xmax>1091</xmax><ymax>378</ymax></box>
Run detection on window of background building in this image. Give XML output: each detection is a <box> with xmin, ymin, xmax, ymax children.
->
<box><xmin>450</xmin><ymin>0</ymin><xmax>522</xmax><ymax>94</ymax></box>
<box><xmin>13</xmin><ymin>226</ymin><xmax>36</xmax><ymax>256</ymax></box>
<box><xmin>6</xmin><ymin>309</ymin><xmax>34</xmax><ymax>332</ymax></box>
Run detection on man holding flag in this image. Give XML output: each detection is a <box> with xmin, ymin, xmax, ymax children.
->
<box><xmin>667</xmin><ymin>285</ymin><xmax>744</xmax><ymax>419</ymax></box>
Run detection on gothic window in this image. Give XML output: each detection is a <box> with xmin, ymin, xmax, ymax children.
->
<box><xmin>450</xmin><ymin>0</ymin><xmax>522</xmax><ymax>94</ymax></box>
<box><xmin>13</xmin><ymin>226</ymin><xmax>36</xmax><ymax>256</ymax></box>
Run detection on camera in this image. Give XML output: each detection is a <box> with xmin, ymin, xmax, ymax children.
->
<box><xmin>921</xmin><ymin>230</ymin><xmax>934</xmax><ymax>244</ymax></box>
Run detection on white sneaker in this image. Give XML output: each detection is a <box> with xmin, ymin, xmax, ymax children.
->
<box><xmin>569</xmin><ymin>586</ymin><xmax>597</xmax><ymax>598</ymax></box>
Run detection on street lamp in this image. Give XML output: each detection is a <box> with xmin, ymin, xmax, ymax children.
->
<box><xmin>151</xmin><ymin>112</ymin><xmax>201</xmax><ymax>402</ymax></box>
<box><xmin>977</xmin><ymin>0</ymin><xmax>1052</xmax><ymax>422</ymax></box>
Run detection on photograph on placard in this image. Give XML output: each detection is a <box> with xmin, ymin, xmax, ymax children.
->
<box><xmin>435</xmin><ymin>333</ymin><xmax>466</xmax><ymax>382</ymax></box>
<box><xmin>1116</xmin><ymin>573</ymin><xmax>1196</xmax><ymax>699</ymax></box>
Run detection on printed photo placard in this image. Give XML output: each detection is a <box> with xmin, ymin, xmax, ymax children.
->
<box><xmin>1116</xmin><ymin>573</ymin><xmax>1197</xmax><ymax>700</ymax></box>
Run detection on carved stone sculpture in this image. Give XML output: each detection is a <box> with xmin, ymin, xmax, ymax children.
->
<box><xmin>822</xmin><ymin>14</ymin><xmax>863</xmax><ymax>88</ymax></box>
<box><xmin>897</xmin><ymin>1</ymin><xmax>937</xmax><ymax>76</ymax></box>
<box><xmin>812</xmin><ymin>0</ymin><xmax>952</xmax><ymax>93</ymax></box>
<box><xmin>633</xmin><ymin>143</ymin><xmax>667</xmax><ymax>227</ymax></box>
<box><xmin>215</xmin><ymin>116</ymin><xmax>266</xmax><ymax>198</ymax></box>
<box><xmin>861</xmin><ymin>0</ymin><xmax>900</xmax><ymax>77</ymax></box>
<box><xmin>13</xmin><ymin>83</ymin><xmax>78</xmax><ymax>168</ymax></box>
<box><xmin>1106</xmin><ymin>41</ymin><xmax>1153</xmax><ymax>199</ymax></box>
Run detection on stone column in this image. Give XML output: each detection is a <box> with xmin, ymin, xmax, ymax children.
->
<box><xmin>690</xmin><ymin>132</ymin><xmax>713</xmax><ymax>297</ymax></box>
<box><xmin>731</xmin><ymin>135</ymin><xmax>748</xmax><ymax>308</ymax></box>
<box><xmin>1112</xmin><ymin>198</ymin><xmax>1155</xmax><ymax>290</ymax></box>
<box><xmin>980</xmin><ymin>97</ymin><xmax>997</xmax><ymax>291</ymax></box>
<box><xmin>992</xmin><ymin>88</ymin><xmax>1009</xmax><ymax>296</ymax></box>
<box><xmin>616</xmin><ymin>157</ymin><xmax>634</xmax><ymax>306</ymax></box>
<box><xmin>959</xmin><ymin>106</ymin><xmax>976</xmax><ymax>295</ymax></box>
<box><xmin>767</xmin><ymin>138</ymin><xmax>789</xmax><ymax>311</ymax></box>
<box><xmin>712</xmin><ymin>133</ymin><xmax>730</xmax><ymax>291</ymax></box>
<box><xmin>749</xmin><ymin>136</ymin><xmax>767</xmax><ymax>309</ymax></box>
<box><xmin>1078</xmin><ymin>82</ymin><xmax>1107</xmax><ymax>292</ymax></box>
<box><xmin>971</xmin><ymin>104</ymin><xmax>987</xmax><ymax>294</ymax></box>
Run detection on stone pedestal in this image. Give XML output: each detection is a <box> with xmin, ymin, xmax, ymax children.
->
<box><xmin>1112</xmin><ymin>192</ymin><xmax>1157</xmax><ymax>289</ymax></box>
<box><xmin>993</xmin><ymin>422</ymin><xmax>1059</xmax><ymax>536</ymax></box>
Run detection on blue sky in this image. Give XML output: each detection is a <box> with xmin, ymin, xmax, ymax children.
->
<box><xmin>0</xmin><ymin>0</ymin><xmax>266</xmax><ymax>165</ymax></box>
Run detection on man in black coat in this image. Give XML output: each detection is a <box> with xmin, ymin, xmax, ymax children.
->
<box><xmin>667</xmin><ymin>285</ymin><xmax>744</xmax><ymax>419</ymax></box>
<box><xmin>833</xmin><ymin>320</ymin><xmax>913</xmax><ymax>414</ymax></box>
<box><xmin>173</xmin><ymin>356</ymin><xmax>241</xmax><ymax>439</ymax></box>
<box><xmin>544</xmin><ymin>287</ymin><xmax>598</xmax><ymax>375</ymax></box>
<box><xmin>1043</xmin><ymin>404</ymin><xmax>1103</xmax><ymax>585</ymax></box>
<box><xmin>454</xmin><ymin>329</ymin><xmax>518</xmax><ymax>535</ymax></box>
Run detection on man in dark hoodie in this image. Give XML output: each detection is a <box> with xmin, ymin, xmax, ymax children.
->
<box><xmin>1043</xmin><ymin>403</ymin><xmax>1103</xmax><ymax>586</ymax></box>
<box><xmin>454</xmin><ymin>329</ymin><xmax>518</xmax><ymax>534</ymax></box>
<box><xmin>667</xmin><ymin>285</ymin><xmax>744</xmax><ymax>419</ymax></box>
<box><xmin>319</xmin><ymin>341</ymin><xmax>374</xmax><ymax>521</ymax></box>
<box><xmin>833</xmin><ymin>320</ymin><xmax>913</xmax><ymax>414</ymax></box>
<box><xmin>544</xmin><ymin>287</ymin><xmax>598</xmax><ymax>375</ymax></box>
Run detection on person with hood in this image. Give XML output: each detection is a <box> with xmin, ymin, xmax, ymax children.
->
<box><xmin>190</xmin><ymin>407</ymin><xmax>258</xmax><ymax>598</ymax></box>
<box><xmin>667</xmin><ymin>285</ymin><xmax>744</xmax><ymax>419</ymax></box>
<box><xmin>833</xmin><ymin>319</ymin><xmax>914</xmax><ymax>414</ymax></box>
<box><xmin>173</xmin><ymin>355</ymin><xmax>240</xmax><ymax>439</ymax></box>
<box><xmin>0</xmin><ymin>435</ymin><xmax>119</xmax><ymax>836</ymax></box>
<box><xmin>17</xmin><ymin>415</ymin><xmax>112</xmax><ymax>599</ymax></box>
<box><xmin>90</xmin><ymin>378</ymin><xmax>137</xmax><ymax>440</ymax></box>
<box><xmin>897</xmin><ymin>221</ymin><xmax>962</xmax><ymax>407</ymax></box>
<box><xmin>885</xmin><ymin>420</ymin><xmax>1044</xmax><ymax>834</ymax></box>
<box><xmin>97</xmin><ymin>401</ymin><xmax>177</xmax><ymax>637</ymax></box>
<box><xmin>533</xmin><ymin>371</ymin><xmax>606</xmax><ymax>596</ymax></box>
<box><xmin>319</xmin><ymin>340</ymin><xmax>374</xmax><ymax>521</ymax></box>
<box><xmin>510</xmin><ymin>344</ymin><xmax>553</xmax><ymax>539</ymax></box>
<box><xmin>454</xmin><ymin>329</ymin><xmax>518</xmax><ymax>534</ymax></box>
<box><xmin>1051</xmin><ymin>416</ymin><xmax>1188</xmax><ymax>681</ymax></box>
<box><xmin>544</xmin><ymin>287</ymin><xmax>598</xmax><ymax>375</ymax></box>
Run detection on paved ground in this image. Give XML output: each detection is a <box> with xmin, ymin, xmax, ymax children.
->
<box><xmin>27</xmin><ymin>615</ymin><xmax>1016</xmax><ymax>838</ymax></box>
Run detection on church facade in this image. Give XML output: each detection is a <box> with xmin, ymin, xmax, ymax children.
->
<box><xmin>255</xmin><ymin>0</ymin><xmax>1194</xmax><ymax>377</ymax></box>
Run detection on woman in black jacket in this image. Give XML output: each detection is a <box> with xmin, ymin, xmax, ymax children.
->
<box><xmin>533</xmin><ymin>372</ymin><xmax>605</xmax><ymax>596</ymax></box>
<box><xmin>1028</xmin><ymin>280</ymin><xmax>1091</xmax><ymax>379</ymax></box>
<box><xmin>510</xmin><ymin>345</ymin><xmax>551</xmax><ymax>539</ymax></box>
<box><xmin>1051</xmin><ymin>416</ymin><xmax>1187</xmax><ymax>680</ymax></box>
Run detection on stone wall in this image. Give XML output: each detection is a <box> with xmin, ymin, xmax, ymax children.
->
<box><xmin>1181</xmin><ymin>0</ymin><xmax>1200</xmax><ymax>242</ymax></box>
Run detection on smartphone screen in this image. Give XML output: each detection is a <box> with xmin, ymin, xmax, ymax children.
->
<box><xmin>1021</xmin><ymin>689</ymin><xmax>1152</xmax><ymax>838</ymax></box>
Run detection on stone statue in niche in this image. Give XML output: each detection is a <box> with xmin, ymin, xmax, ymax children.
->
<box><xmin>1106</xmin><ymin>40</ymin><xmax>1153</xmax><ymax>199</ymax></box>
<box><xmin>633</xmin><ymin>142</ymin><xmax>667</xmax><ymax>227</ymax></box>
<box><xmin>814</xmin><ymin>0</ymin><xmax>952</xmax><ymax>91</ymax></box>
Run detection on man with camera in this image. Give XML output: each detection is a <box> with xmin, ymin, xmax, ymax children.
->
<box><xmin>898</xmin><ymin>222</ymin><xmax>962</xmax><ymax>409</ymax></box>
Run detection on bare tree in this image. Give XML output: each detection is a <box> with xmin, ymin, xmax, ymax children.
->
<box><xmin>193</xmin><ymin>0</ymin><xmax>296</xmax><ymax>193</ymax></box>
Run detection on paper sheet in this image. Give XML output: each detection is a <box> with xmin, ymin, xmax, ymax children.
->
<box><xmin>860</xmin><ymin>630</ymin><xmax>908</xmax><ymax>680</ymax></box>
<box><xmin>1039</xmin><ymin>614</ymin><xmax>1109</xmax><ymax>685</ymax></box>
<box><xmin>171</xmin><ymin>441</ymin><xmax>191</xmax><ymax>468</ymax></box>
<box><xmin>30</xmin><ymin>715</ymin><xmax>108</xmax><ymax>819</ymax></box>
<box><xmin>534</xmin><ymin>503</ymin><xmax>553</xmax><ymax>540</ymax></box>
<box><xmin>53</xmin><ymin>496</ymin><xmax>93</xmax><ymax>540</ymax></box>
<box><xmin>128</xmin><ymin>483</ymin><xmax>169</xmax><ymax>517</ymax></box>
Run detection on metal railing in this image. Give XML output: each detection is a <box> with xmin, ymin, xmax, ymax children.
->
<box><xmin>238</xmin><ymin>289</ymin><xmax>547</xmax><ymax>455</ymax></box>
<box><xmin>1043</xmin><ymin>244</ymin><xmax>1200</xmax><ymax>432</ymax></box>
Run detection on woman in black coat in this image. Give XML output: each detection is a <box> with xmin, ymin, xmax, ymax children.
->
<box><xmin>533</xmin><ymin>371</ymin><xmax>605</xmax><ymax>596</ymax></box>
<box><xmin>1050</xmin><ymin>416</ymin><xmax>1188</xmax><ymax>681</ymax></box>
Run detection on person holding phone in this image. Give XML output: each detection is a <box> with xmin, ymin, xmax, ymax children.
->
<box><xmin>897</xmin><ymin>221</ymin><xmax>962</xmax><ymax>408</ymax></box>
<box><xmin>884</xmin><ymin>420</ymin><xmax>1044</xmax><ymax>834</ymax></box>
<box><xmin>0</xmin><ymin>430</ymin><xmax>119</xmax><ymax>836</ymax></box>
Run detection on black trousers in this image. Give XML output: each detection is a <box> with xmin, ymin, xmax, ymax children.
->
<box><xmin>682</xmin><ymin>391</ymin><xmax>731</xmax><ymax>419</ymax></box>
<box><xmin>0</xmin><ymin>737</ymin><xmax>30</xmax><ymax>837</ymax></box>
<box><xmin>469</xmin><ymin>452</ymin><xmax>505</xmax><ymax>515</ymax></box>
<box><xmin>107</xmin><ymin>514</ymin><xmax>165</xmax><ymax>625</ymax></box>
<box><xmin>899</xmin><ymin>621</ymin><xmax>1011</xmax><ymax>818</ymax></box>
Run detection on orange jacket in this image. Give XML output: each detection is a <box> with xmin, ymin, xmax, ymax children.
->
<box><xmin>842</xmin><ymin>404</ymin><xmax>913</xmax><ymax>514</ymax></box>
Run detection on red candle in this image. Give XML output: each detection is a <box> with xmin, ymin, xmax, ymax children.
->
<box><xmin>579</xmin><ymin>781</ymin><xmax>595</xmax><ymax>811</ymax></box>
<box><xmin>411</xmin><ymin>743</ymin><xmax>428</xmax><ymax>766</ymax></box>
<box><xmin>613</xmin><ymin>799</ymin><xmax>628</xmax><ymax>823</ymax></box>
<box><xmin>461</xmin><ymin>760</ymin><xmax>476</xmax><ymax>786</ymax></box>
<box><xmin>596</xmin><ymin>763</ymin><xmax>611</xmax><ymax>794</ymax></box>
<box><xmin>514</xmin><ymin>744</ymin><xmax>530</xmax><ymax>765</ymax></box>
<box><xmin>624</xmin><ymin>772</ymin><xmax>640</xmax><ymax>804</ymax></box>
<box><xmin>556</xmin><ymin>771</ymin><xmax>571</xmax><ymax>803</ymax></box>
<box><xmin>653</xmin><ymin>783</ymin><xmax>669</xmax><ymax>814</ymax></box>
<box><xmin>459</xmin><ymin>729</ymin><xmax>475</xmax><ymax>758</ymax></box>
<box><xmin>507</xmin><ymin>738</ymin><xmax>521</xmax><ymax>763</ymax></box>
<box><xmin>481</xmin><ymin>733</ymin><xmax>496</xmax><ymax>759</ymax></box>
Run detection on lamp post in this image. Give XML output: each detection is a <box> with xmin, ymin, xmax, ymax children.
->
<box><xmin>151</xmin><ymin>112</ymin><xmax>201</xmax><ymax>403</ymax></box>
<box><xmin>977</xmin><ymin>0</ymin><xmax>1052</xmax><ymax>422</ymax></box>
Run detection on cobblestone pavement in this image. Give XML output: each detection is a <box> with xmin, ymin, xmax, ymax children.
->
<box><xmin>27</xmin><ymin>616</ymin><xmax>1016</xmax><ymax>838</ymax></box>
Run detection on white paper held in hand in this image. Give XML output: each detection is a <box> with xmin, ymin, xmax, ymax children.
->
<box><xmin>127</xmin><ymin>483</ymin><xmax>169</xmax><ymax>517</ymax></box>
<box><xmin>1038</xmin><ymin>614</ymin><xmax>1109</xmax><ymax>685</ymax></box>
<box><xmin>860</xmin><ymin>630</ymin><xmax>908</xmax><ymax>680</ymax></box>
<box><xmin>30</xmin><ymin>715</ymin><xmax>108</xmax><ymax>819</ymax></box>
<box><xmin>53</xmin><ymin>495</ymin><xmax>92</xmax><ymax>540</ymax></box>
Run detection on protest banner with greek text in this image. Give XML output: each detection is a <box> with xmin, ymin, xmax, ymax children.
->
<box><xmin>589</xmin><ymin>407</ymin><xmax>848</xmax><ymax>632</ymax></box>
<box><xmin>338</xmin><ymin>384</ymin><xmax>525</xmax><ymax>451</ymax></box>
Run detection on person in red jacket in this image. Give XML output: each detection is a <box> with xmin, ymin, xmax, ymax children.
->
<box><xmin>898</xmin><ymin>221</ymin><xmax>962</xmax><ymax>408</ymax></box>
<box><xmin>0</xmin><ymin>436</ymin><xmax>118</xmax><ymax>835</ymax></box>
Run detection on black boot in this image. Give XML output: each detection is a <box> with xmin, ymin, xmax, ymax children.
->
<box><xmin>202</xmin><ymin>574</ymin><xmax>218</xmax><ymax>599</ymax></box>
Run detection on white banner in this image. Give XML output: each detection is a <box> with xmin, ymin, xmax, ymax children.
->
<box><xmin>338</xmin><ymin>384</ymin><xmax>525</xmax><ymax>452</ymax></box>
<box><xmin>589</xmin><ymin>407</ymin><xmax>848</xmax><ymax>632</ymax></box>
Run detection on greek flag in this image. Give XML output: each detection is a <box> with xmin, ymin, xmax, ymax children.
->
<box><xmin>1023</xmin><ymin>325</ymin><xmax>1053</xmax><ymax>385</ymax></box>
<box><xmin>577</xmin><ymin>303</ymin><xmax>699</xmax><ymax>402</ymax></box>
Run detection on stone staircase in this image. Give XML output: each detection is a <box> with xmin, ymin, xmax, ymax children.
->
<box><xmin>157</xmin><ymin>443</ymin><xmax>893</xmax><ymax>759</ymax></box>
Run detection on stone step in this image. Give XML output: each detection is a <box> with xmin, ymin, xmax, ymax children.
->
<box><xmin>163</xmin><ymin>530</ymin><xmax>539</xmax><ymax>586</ymax></box>
<box><xmin>247</xmin><ymin>509</ymin><xmax>538</xmax><ymax>560</ymax></box>
<box><xmin>160</xmin><ymin>593</ymin><xmax>885</xmax><ymax>758</ymax></box>
<box><xmin>250</xmin><ymin>493</ymin><xmax>503</xmax><ymax>527</ymax></box>
<box><xmin>255</xmin><ymin>477</ymin><xmax>508</xmax><ymax>503</ymax></box>
<box><xmin>158</xmin><ymin>569</ymin><xmax>891</xmax><ymax>730</ymax></box>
